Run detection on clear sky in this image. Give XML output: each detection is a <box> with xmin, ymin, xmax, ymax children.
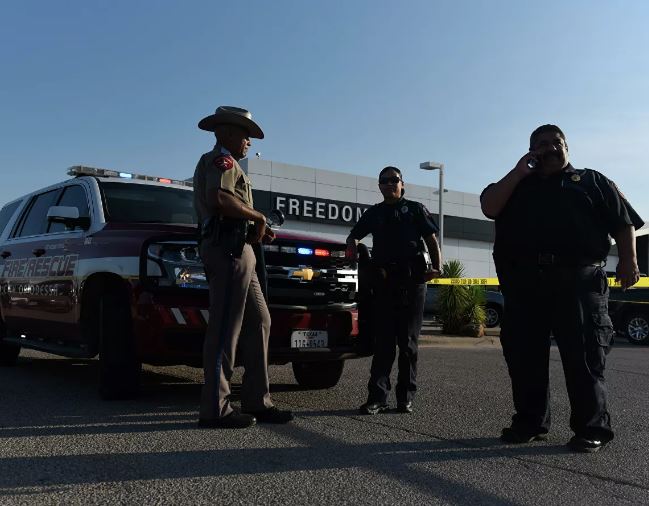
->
<box><xmin>1</xmin><ymin>0</ymin><xmax>647</xmax><ymax>221</ymax></box>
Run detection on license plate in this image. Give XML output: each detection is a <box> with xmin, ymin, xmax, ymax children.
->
<box><xmin>290</xmin><ymin>330</ymin><xmax>328</xmax><ymax>348</ymax></box>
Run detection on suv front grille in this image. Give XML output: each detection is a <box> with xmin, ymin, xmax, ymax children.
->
<box><xmin>264</xmin><ymin>238</ymin><xmax>357</xmax><ymax>306</ymax></box>
<box><xmin>266</xmin><ymin>266</ymin><xmax>357</xmax><ymax>305</ymax></box>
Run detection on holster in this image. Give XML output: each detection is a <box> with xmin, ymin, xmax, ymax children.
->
<box><xmin>374</xmin><ymin>256</ymin><xmax>428</xmax><ymax>287</ymax></box>
<box><xmin>201</xmin><ymin>216</ymin><xmax>246</xmax><ymax>258</ymax></box>
<box><xmin>410</xmin><ymin>252</ymin><xmax>431</xmax><ymax>282</ymax></box>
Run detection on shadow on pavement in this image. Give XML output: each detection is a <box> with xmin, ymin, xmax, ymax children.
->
<box><xmin>0</xmin><ymin>421</ymin><xmax>570</xmax><ymax>506</ymax></box>
<box><xmin>2</xmin><ymin>350</ymin><xmax>648</xmax><ymax>504</ymax></box>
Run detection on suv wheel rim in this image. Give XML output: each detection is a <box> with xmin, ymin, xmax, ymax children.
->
<box><xmin>486</xmin><ymin>307</ymin><xmax>499</xmax><ymax>327</ymax></box>
<box><xmin>628</xmin><ymin>317</ymin><xmax>649</xmax><ymax>342</ymax></box>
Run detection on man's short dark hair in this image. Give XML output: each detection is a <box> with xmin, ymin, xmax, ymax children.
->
<box><xmin>379</xmin><ymin>166</ymin><xmax>402</xmax><ymax>180</ymax></box>
<box><xmin>530</xmin><ymin>124</ymin><xmax>566</xmax><ymax>149</ymax></box>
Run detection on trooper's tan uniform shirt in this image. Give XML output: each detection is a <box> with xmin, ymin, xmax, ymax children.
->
<box><xmin>194</xmin><ymin>145</ymin><xmax>253</xmax><ymax>222</ymax></box>
<box><xmin>194</xmin><ymin>144</ymin><xmax>273</xmax><ymax>420</ymax></box>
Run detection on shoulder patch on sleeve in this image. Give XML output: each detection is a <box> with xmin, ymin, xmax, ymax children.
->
<box><xmin>214</xmin><ymin>155</ymin><xmax>234</xmax><ymax>171</ymax></box>
<box><xmin>593</xmin><ymin>169</ymin><xmax>627</xmax><ymax>201</ymax></box>
<box><xmin>609</xmin><ymin>179</ymin><xmax>628</xmax><ymax>201</ymax></box>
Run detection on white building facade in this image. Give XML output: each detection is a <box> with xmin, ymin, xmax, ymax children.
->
<box><xmin>240</xmin><ymin>158</ymin><xmax>640</xmax><ymax>278</ymax></box>
<box><xmin>241</xmin><ymin>158</ymin><xmax>497</xmax><ymax>277</ymax></box>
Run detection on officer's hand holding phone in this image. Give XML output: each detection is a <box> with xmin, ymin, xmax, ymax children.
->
<box><xmin>514</xmin><ymin>152</ymin><xmax>539</xmax><ymax>178</ymax></box>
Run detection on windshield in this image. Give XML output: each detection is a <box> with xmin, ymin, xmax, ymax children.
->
<box><xmin>100</xmin><ymin>182</ymin><xmax>197</xmax><ymax>224</ymax></box>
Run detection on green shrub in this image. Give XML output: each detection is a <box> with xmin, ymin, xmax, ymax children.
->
<box><xmin>438</xmin><ymin>260</ymin><xmax>468</xmax><ymax>334</ymax></box>
<box><xmin>461</xmin><ymin>285</ymin><xmax>487</xmax><ymax>337</ymax></box>
<box><xmin>437</xmin><ymin>260</ymin><xmax>487</xmax><ymax>336</ymax></box>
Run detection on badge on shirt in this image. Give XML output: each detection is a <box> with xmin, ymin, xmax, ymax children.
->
<box><xmin>570</xmin><ymin>174</ymin><xmax>581</xmax><ymax>182</ymax></box>
<box><xmin>214</xmin><ymin>155</ymin><xmax>234</xmax><ymax>171</ymax></box>
<box><xmin>401</xmin><ymin>205</ymin><xmax>409</xmax><ymax>214</ymax></box>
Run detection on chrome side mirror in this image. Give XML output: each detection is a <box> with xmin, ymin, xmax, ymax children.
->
<box><xmin>266</xmin><ymin>209</ymin><xmax>285</xmax><ymax>228</ymax></box>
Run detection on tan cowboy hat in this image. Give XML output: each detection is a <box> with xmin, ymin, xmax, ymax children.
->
<box><xmin>198</xmin><ymin>105</ymin><xmax>264</xmax><ymax>139</ymax></box>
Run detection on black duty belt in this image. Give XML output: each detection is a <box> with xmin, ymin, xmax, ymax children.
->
<box><xmin>502</xmin><ymin>253</ymin><xmax>604</xmax><ymax>267</ymax></box>
<box><xmin>372</xmin><ymin>260</ymin><xmax>428</xmax><ymax>285</ymax></box>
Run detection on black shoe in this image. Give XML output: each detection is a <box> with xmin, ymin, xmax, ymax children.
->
<box><xmin>359</xmin><ymin>401</ymin><xmax>389</xmax><ymax>415</ymax></box>
<box><xmin>567</xmin><ymin>435</ymin><xmax>609</xmax><ymax>453</ymax></box>
<box><xmin>500</xmin><ymin>427</ymin><xmax>547</xmax><ymax>444</ymax></box>
<box><xmin>198</xmin><ymin>411</ymin><xmax>256</xmax><ymax>429</ymax></box>
<box><xmin>245</xmin><ymin>406</ymin><xmax>294</xmax><ymax>424</ymax></box>
<box><xmin>397</xmin><ymin>401</ymin><xmax>413</xmax><ymax>413</ymax></box>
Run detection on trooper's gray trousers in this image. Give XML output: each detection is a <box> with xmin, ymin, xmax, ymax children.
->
<box><xmin>199</xmin><ymin>242</ymin><xmax>273</xmax><ymax>420</ymax></box>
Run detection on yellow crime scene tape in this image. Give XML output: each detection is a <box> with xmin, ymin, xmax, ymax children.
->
<box><xmin>428</xmin><ymin>277</ymin><xmax>649</xmax><ymax>288</ymax></box>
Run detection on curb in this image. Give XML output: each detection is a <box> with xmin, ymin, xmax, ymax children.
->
<box><xmin>419</xmin><ymin>332</ymin><xmax>501</xmax><ymax>347</ymax></box>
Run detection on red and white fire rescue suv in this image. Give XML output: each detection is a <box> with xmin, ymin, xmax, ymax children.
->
<box><xmin>0</xmin><ymin>166</ymin><xmax>370</xmax><ymax>398</ymax></box>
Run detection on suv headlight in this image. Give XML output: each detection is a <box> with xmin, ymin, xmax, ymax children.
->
<box><xmin>147</xmin><ymin>243</ymin><xmax>207</xmax><ymax>289</ymax></box>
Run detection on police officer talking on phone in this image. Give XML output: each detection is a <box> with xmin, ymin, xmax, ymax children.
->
<box><xmin>347</xmin><ymin>166</ymin><xmax>441</xmax><ymax>415</ymax></box>
<box><xmin>481</xmin><ymin>124</ymin><xmax>644</xmax><ymax>452</ymax></box>
<box><xmin>193</xmin><ymin>106</ymin><xmax>293</xmax><ymax>428</ymax></box>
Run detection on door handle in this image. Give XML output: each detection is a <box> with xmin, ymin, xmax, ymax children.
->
<box><xmin>1</xmin><ymin>251</ymin><xmax>10</xmax><ymax>259</ymax></box>
<box><xmin>32</xmin><ymin>248</ymin><xmax>46</xmax><ymax>257</ymax></box>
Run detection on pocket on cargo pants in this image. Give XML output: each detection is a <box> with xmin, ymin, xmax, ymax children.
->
<box><xmin>586</xmin><ymin>313</ymin><xmax>614</xmax><ymax>376</ymax></box>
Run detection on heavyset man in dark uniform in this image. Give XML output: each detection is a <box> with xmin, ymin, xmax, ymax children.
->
<box><xmin>347</xmin><ymin>167</ymin><xmax>441</xmax><ymax>415</ymax></box>
<box><xmin>193</xmin><ymin>106</ymin><xmax>293</xmax><ymax>429</ymax></box>
<box><xmin>481</xmin><ymin>124</ymin><xmax>644</xmax><ymax>452</ymax></box>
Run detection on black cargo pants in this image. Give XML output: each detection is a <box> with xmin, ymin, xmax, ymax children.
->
<box><xmin>497</xmin><ymin>262</ymin><xmax>614</xmax><ymax>442</ymax></box>
<box><xmin>367</xmin><ymin>280</ymin><xmax>427</xmax><ymax>405</ymax></box>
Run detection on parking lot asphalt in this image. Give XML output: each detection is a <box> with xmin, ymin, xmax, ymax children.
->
<box><xmin>1</xmin><ymin>341</ymin><xmax>648</xmax><ymax>505</ymax></box>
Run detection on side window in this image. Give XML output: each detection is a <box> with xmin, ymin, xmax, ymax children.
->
<box><xmin>14</xmin><ymin>189</ymin><xmax>62</xmax><ymax>238</ymax></box>
<box><xmin>48</xmin><ymin>185</ymin><xmax>90</xmax><ymax>233</ymax></box>
<box><xmin>0</xmin><ymin>201</ymin><xmax>21</xmax><ymax>236</ymax></box>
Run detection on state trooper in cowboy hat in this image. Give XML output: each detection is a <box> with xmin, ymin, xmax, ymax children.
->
<box><xmin>193</xmin><ymin>105</ymin><xmax>293</xmax><ymax>428</ymax></box>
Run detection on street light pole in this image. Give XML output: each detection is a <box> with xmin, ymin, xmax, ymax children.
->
<box><xmin>420</xmin><ymin>161</ymin><xmax>445</xmax><ymax>255</ymax></box>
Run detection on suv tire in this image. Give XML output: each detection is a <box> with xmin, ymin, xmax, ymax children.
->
<box><xmin>98</xmin><ymin>294</ymin><xmax>141</xmax><ymax>399</ymax></box>
<box><xmin>0</xmin><ymin>319</ymin><xmax>20</xmax><ymax>366</ymax></box>
<box><xmin>0</xmin><ymin>340</ymin><xmax>20</xmax><ymax>366</ymax></box>
<box><xmin>624</xmin><ymin>311</ymin><xmax>649</xmax><ymax>345</ymax></box>
<box><xmin>485</xmin><ymin>303</ymin><xmax>502</xmax><ymax>328</ymax></box>
<box><xmin>292</xmin><ymin>360</ymin><xmax>344</xmax><ymax>389</ymax></box>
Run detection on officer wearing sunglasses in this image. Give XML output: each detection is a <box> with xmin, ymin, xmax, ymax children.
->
<box><xmin>346</xmin><ymin>166</ymin><xmax>441</xmax><ymax>415</ymax></box>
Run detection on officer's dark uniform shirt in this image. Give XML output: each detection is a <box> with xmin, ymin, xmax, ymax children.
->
<box><xmin>349</xmin><ymin>198</ymin><xmax>439</xmax><ymax>266</ymax></box>
<box><xmin>481</xmin><ymin>165</ymin><xmax>644</xmax><ymax>263</ymax></box>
